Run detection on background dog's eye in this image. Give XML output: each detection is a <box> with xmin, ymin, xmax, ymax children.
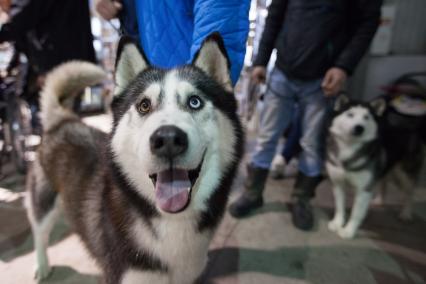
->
<box><xmin>188</xmin><ymin>96</ymin><xmax>203</xmax><ymax>110</ymax></box>
<box><xmin>364</xmin><ymin>114</ymin><xmax>370</xmax><ymax>120</ymax></box>
<box><xmin>347</xmin><ymin>112</ymin><xmax>354</xmax><ymax>118</ymax></box>
<box><xmin>138</xmin><ymin>98</ymin><xmax>151</xmax><ymax>114</ymax></box>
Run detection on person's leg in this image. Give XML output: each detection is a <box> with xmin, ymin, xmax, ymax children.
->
<box><xmin>270</xmin><ymin>104</ymin><xmax>301</xmax><ymax>179</ymax></box>
<box><xmin>297</xmin><ymin>84</ymin><xmax>328</xmax><ymax>179</ymax></box>
<box><xmin>282</xmin><ymin>104</ymin><xmax>302</xmax><ymax>162</ymax></box>
<box><xmin>250</xmin><ymin>77</ymin><xmax>295</xmax><ymax>170</ymax></box>
<box><xmin>290</xmin><ymin>79</ymin><xmax>330</xmax><ymax>230</ymax></box>
<box><xmin>229</xmin><ymin>68</ymin><xmax>295</xmax><ymax>217</ymax></box>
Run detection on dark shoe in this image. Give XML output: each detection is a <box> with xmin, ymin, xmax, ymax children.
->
<box><xmin>291</xmin><ymin>198</ymin><xmax>314</xmax><ymax>231</ymax></box>
<box><xmin>292</xmin><ymin>172</ymin><xmax>323</xmax><ymax>199</ymax></box>
<box><xmin>228</xmin><ymin>165</ymin><xmax>268</xmax><ymax>218</ymax></box>
<box><xmin>290</xmin><ymin>172</ymin><xmax>323</xmax><ymax>231</ymax></box>
<box><xmin>229</xmin><ymin>195</ymin><xmax>264</xmax><ymax>218</ymax></box>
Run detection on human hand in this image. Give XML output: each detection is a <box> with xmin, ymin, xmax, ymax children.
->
<box><xmin>95</xmin><ymin>0</ymin><xmax>122</xmax><ymax>20</ymax></box>
<box><xmin>0</xmin><ymin>0</ymin><xmax>11</xmax><ymax>13</ymax></box>
<box><xmin>251</xmin><ymin>66</ymin><xmax>267</xmax><ymax>84</ymax></box>
<box><xmin>36</xmin><ymin>75</ymin><xmax>46</xmax><ymax>88</ymax></box>
<box><xmin>321</xmin><ymin>67</ymin><xmax>347</xmax><ymax>97</ymax></box>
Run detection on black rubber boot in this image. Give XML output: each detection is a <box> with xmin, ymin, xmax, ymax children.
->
<box><xmin>229</xmin><ymin>165</ymin><xmax>269</xmax><ymax>218</ymax></box>
<box><xmin>291</xmin><ymin>172</ymin><xmax>323</xmax><ymax>231</ymax></box>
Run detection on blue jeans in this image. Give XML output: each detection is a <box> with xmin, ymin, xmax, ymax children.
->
<box><xmin>251</xmin><ymin>67</ymin><xmax>329</xmax><ymax>177</ymax></box>
<box><xmin>281</xmin><ymin>104</ymin><xmax>301</xmax><ymax>163</ymax></box>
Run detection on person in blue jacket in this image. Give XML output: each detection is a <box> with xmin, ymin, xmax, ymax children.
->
<box><xmin>95</xmin><ymin>0</ymin><xmax>250</xmax><ymax>85</ymax></box>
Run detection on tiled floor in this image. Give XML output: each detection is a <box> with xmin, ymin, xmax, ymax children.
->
<box><xmin>0</xmin><ymin>115</ymin><xmax>425</xmax><ymax>284</ymax></box>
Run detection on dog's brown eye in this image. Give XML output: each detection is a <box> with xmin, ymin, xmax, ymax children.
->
<box><xmin>138</xmin><ymin>98</ymin><xmax>151</xmax><ymax>114</ymax></box>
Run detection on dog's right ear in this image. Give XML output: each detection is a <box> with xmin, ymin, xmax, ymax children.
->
<box><xmin>114</xmin><ymin>37</ymin><xmax>150</xmax><ymax>95</ymax></box>
<box><xmin>370</xmin><ymin>97</ymin><xmax>387</xmax><ymax>117</ymax></box>
<box><xmin>334</xmin><ymin>94</ymin><xmax>350</xmax><ymax>112</ymax></box>
<box><xmin>192</xmin><ymin>32</ymin><xmax>232</xmax><ymax>92</ymax></box>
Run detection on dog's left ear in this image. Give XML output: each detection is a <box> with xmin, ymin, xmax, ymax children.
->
<box><xmin>334</xmin><ymin>93</ymin><xmax>350</xmax><ymax>112</ymax></box>
<box><xmin>370</xmin><ymin>97</ymin><xmax>387</xmax><ymax>116</ymax></box>
<box><xmin>192</xmin><ymin>32</ymin><xmax>232</xmax><ymax>91</ymax></box>
<box><xmin>114</xmin><ymin>37</ymin><xmax>150</xmax><ymax>95</ymax></box>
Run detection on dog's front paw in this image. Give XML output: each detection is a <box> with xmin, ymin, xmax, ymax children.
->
<box><xmin>337</xmin><ymin>227</ymin><xmax>356</xmax><ymax>239</ymax></box>
<box><xmin>328</xmin><ymin>219</ymin><xmax>344</xmax><ymax>232</ymax></box>
<box><xmin>34</xmin><ymin>264</ymin><xmax>52</xmax><ymax>282</ymax></box>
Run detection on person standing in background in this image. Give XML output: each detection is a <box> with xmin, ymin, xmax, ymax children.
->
<box><xmin>0</xmin><ymin>0</ymin><xmax>96</xmax><ymax>76</ymax></box>
<box><xmin>95</xmin><ymin>0</ymin><xmax>250</xmax><ymax>86</ymax></box>
<box><xmin>0</xmin><ymin>0</ymin><xmax>96</xmax><ymax>129</ymax></box>
<box><xmin>229</xmin><ymin>0</ymin><xmax>382</xmax><ymax>231</ymax></box>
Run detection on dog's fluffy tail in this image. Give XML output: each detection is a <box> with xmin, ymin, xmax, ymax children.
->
<box><xmin>40</xmin><ymin>61</ymin><xmax>107</xmax><ymax>132</ymax></box>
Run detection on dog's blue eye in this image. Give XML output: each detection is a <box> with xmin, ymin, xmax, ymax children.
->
<box><xmin>188</xmin><ymin>96</ymin><xmax>203</xmax><ymax>110</ymax></box>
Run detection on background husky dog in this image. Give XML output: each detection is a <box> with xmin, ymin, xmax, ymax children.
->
<box><xmin>326</xmin><ymin>94</ymin><xmax>424</xmax><ymax>239</ymax></box>
<box><xmin>25</xmin><ymin>33</ymin><xmax>244</xmax><ymax>283</ymax></box>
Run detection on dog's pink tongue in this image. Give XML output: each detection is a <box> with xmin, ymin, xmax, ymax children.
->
<box><xmin>155</xmin><ymin>169</ymin><xmax>191</xmax><ymax>213</ymax></box>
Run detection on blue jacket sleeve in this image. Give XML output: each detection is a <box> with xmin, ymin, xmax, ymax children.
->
<box><xmin>191</xmin><ymin>0</ymin><xmax>250</xmax><ymax>85</ymax></box>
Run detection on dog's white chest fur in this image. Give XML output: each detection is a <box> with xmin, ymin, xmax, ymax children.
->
<box><xmin>124</xmin><ymin>212</ymin><xmax>211</xmax><ymax>284</ymax></box>
<box><xmin>326</xmin><ymin>161</ymin><xmax>346</xmax><ymax>183</ymax></box>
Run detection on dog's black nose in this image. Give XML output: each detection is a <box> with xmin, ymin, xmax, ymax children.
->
<box><xmin>150</xmin><ymin>125</ymin><xmax>188</xmax><ymax>158</ymax></box>
<box><xmin>352</xmin><ymin>125</ymin><xmax>364</xmax><ymax>136</ymax></box>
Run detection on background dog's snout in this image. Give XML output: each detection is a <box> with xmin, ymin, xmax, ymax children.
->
<box><xmin>352</xmin><ymin>125</ymin><xmax>364</xmax><ymax>136</ymax></box>
<box><xmin>150</xmin><ymin>125</ymin><xmax>188</xmax><ymax>158</ymax></box>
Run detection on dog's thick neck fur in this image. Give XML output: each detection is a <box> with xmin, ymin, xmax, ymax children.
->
<box><xmin>327</xmin><ymin>134</ymin><xmax>380</xmax><ymax>171</ymax></box>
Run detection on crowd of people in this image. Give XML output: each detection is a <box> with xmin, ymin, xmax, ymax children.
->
<box><xmin>0</xmin><ymin>0</ymin><xmax>383</xmax><ymax>232</ymax></box>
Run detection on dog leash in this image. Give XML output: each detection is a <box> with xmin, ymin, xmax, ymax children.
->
<box><xmin>107</xmin><ymin>19</ymin><xmax>122</xmax><ymax>35</ymax></box>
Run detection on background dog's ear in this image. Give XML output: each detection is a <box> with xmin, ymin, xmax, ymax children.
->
<box><xmin>192</xmin><ymin>32</ymin><xmax>232</xmax><ymax>91</ymax></box>
<box><xmin>114</xmin><ymin>37</ymin><xmax>150</xmax><ymax>95</ymax></box>
<box><xmin>334</xmin><ymin>93</ymin><xmax>350</xmax><ymax>112</ymax></box>
<box><xmin>370</xmin><ymin>97</ymin><xmax>387</xmax><ymax>116</ymax></box>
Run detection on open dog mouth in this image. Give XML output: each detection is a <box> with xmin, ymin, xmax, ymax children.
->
<box><xmin>149</xmin><ymin>154</ymin><xmax>205</xmax><ymax>213</ymax></box>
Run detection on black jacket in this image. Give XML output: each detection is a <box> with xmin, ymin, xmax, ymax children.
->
<box><xmin>0</xmin><ymin>0</ymin><xmax>96</xmax><ymax>74</ymax></box>
<box><xmin>253</xmin><ymin>0</ymin><xmax>382</xmax><ymax>80</ymax></box>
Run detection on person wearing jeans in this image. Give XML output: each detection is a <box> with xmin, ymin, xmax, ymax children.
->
<box><xmin>229</xmin><ymin>0</ymin><xmax>382</xmax><ymax>231</ymax></box>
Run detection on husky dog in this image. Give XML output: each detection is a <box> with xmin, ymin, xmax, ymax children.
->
<box><xmin>326</xmin><ymin>94</ymin><xmax>424</xmax><ymax>239</ymax></box>
<box><xmin>25</xmin><ymin>34</ymin><xmax>244</xmax><ymax>283</ymax></box>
